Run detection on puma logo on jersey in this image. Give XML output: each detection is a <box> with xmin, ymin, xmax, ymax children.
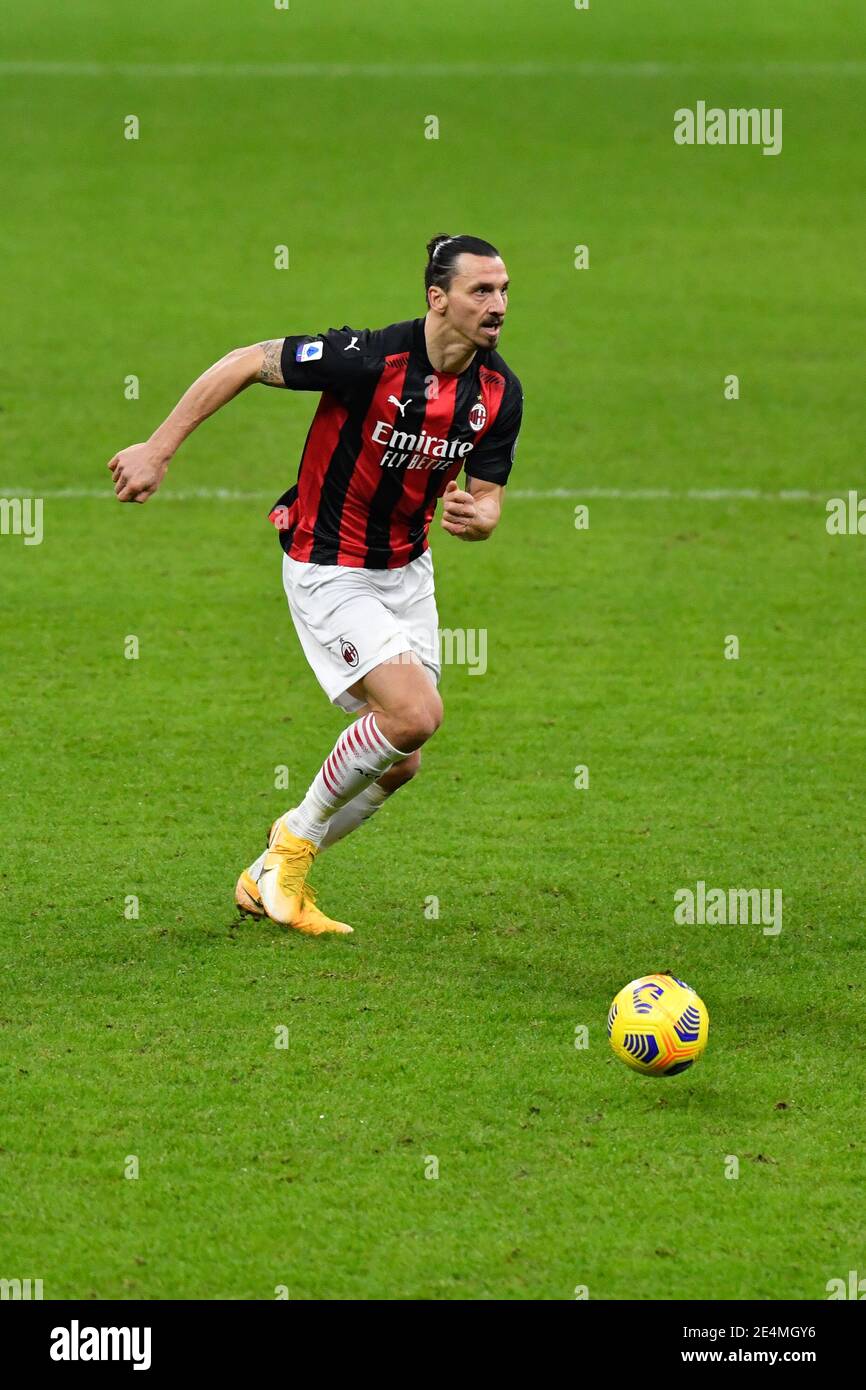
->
<box><xmin>388</xmin><ymin>395</ymin><xmax>412</xmax><ymax>418</ymax></box>
<box><xmin>344</xmin><ymin>336</ymin><xmax>360</xmax><ymax>352</ymax></box>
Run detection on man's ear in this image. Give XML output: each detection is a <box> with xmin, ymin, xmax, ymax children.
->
<box><xmin>427</xmin><ymin>285</ymin><xmax>447</xmax><ymax>316</ymax></box>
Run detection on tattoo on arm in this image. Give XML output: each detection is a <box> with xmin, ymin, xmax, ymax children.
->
<box><xmin>257</xmin><ymin>339</ymin><xmax>286</xmax><ymax>387</ymax></box>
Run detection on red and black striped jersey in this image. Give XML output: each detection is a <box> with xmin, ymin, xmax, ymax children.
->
<box><xmin>268</xmin><ymin>317</ymin><xmax>523</xmax><ymax>569</ymax></box>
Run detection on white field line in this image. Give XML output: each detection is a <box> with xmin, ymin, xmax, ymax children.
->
<box><xmin>513</xmin><ymin>487</ymin><xmax>828</xmax><ymax>501</ymax></box>
<box><xmin>0</xmin><ymin>60</ymin><xmax>864</xmax><ymax>80</ymax></box>
<box><xmin>0</xmin><ymin>486</ymin><xmax>829</xmax><ymax>503</ymax></box>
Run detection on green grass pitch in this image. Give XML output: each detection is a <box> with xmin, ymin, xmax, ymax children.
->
<box><xmin>2</xmin><ymin>0</ymin><xmax>865</xmax><ymax>1299</ymax></box>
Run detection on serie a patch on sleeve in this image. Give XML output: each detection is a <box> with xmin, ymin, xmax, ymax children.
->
<box><xmin>296</xmin><ymin>341</ymin><xmax>324</xmax><ymax>363</ymax></box>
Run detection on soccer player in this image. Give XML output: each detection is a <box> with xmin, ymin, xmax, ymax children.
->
<box><xmin>108</xmin><ymin>234</ymin><xmax>523</xmax><ymax>935</ymax></box>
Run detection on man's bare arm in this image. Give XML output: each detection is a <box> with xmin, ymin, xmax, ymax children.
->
<box><xmin>256</xmin><ymin>339</ymin><xmax>286</xmax><ymax>387</ymax></box>
<box><xmin>107</xmin><ymin>339</ymin><xmax>285</xmax><ymax>503</ymax></box>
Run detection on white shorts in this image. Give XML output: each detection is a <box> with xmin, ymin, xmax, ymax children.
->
<box><xmin>282</xmin><ymin>550</ymin><xmax>441</xmax><ymax>713</ymax></box>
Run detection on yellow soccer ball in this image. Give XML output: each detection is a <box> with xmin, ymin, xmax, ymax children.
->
<box><xmin>608</xmin><ymin>974</ymin><xmax>709</xmax><ymax>1076</ymax></box>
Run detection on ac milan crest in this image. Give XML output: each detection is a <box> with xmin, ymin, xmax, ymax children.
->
<box><xmin>468</xmin><ymin>401</ymin><xmax>487</xmax><ymax>432</ymax></box>
<box><xmin>340</xmin><ymin>639</ymin><xmax>359</xmax><ymax>668</ymax></box>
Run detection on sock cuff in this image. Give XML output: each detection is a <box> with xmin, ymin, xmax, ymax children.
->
<box><xmin>359</xmin><ymin>713</ymin><xmax>409</xmax><ymax>761</ymax></box>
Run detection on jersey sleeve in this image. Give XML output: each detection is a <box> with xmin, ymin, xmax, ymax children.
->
<box><xmin>279</xmin><ymin>326</ymin><xmax>381</xmax><ymax>391</ymax></box>
<box><xmin>464</xmin><ymin>375</ymin><xmax>524</xmax><ymax>486</ymax></box>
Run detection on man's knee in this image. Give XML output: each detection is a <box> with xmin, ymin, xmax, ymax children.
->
<box><xmin>357</xmin><ymin>663</ymin><xmax>444</xmax><ymax>753</ymax></box>
<box><xmin>390</xmin><ymin>690</ymin><xmax>443</xmax><ymax>751</ymax></box>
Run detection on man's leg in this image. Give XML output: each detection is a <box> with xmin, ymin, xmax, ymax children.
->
<box><xmin>257</xmin><ymin>655</ymin><xmax>442</xmax><ymax>927</ymax></box>
<box><xmin>315</xmin><ymin>557</ymin><xmax>440</xmax><ymax>850</ymax></box>
<box><xmin>239</xmin><ymin>749</ymin><xmax>419</xmax><ymax>904</ymax></box>
<box><xmin>318</xmin><ymin>685</ymin><xmax>426</xmax><ymax>849</ymax></box>
<box><xmin>242</xmin><ymin>736</ymin><xmax>419</xmax><ymax>886</ymax></box>
<box><xmin>284</xmin><ymin>654</ymin><xmax>441</xmax><ymax>847</ymax></box>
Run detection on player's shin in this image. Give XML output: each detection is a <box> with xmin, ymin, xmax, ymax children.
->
<box><xmin>318</xmin><ymin>782</ymin><xmax>388</xmax><ymax>849</ymax></box>
<box><xmin>284</xmin><ymin>712</ymin><xmax>409</xmax><ymax>846</ymax></box>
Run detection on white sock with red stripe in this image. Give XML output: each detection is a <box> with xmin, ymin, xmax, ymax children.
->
<box><xmin>320</xmin><ymin>782</ymin><xmax>389</xmax><ymax>848</ymax></box>
<box><xmin>283</xmin><ymin>713</ymin><xmax>407</xmax><ymax>847</ymax></box>
<box><xmin>246</xmin><ymin>783</ymin><xmax>388</xmax><ymax>882</ymax></box>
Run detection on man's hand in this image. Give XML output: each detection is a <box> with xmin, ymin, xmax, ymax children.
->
<box><xmin>440</xmin><ymin>479</ymin><xmax>477</xmax><ymax>536</ymax></box>
<box><xmin>108</xmin><ymin>442</ymin><xmax>169</xmax><ymax>503</ymax></box>
<box><xmin>440</xmin><ymin>477</ymin><xmax>503</xmax><ymax>541</ymax></box>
